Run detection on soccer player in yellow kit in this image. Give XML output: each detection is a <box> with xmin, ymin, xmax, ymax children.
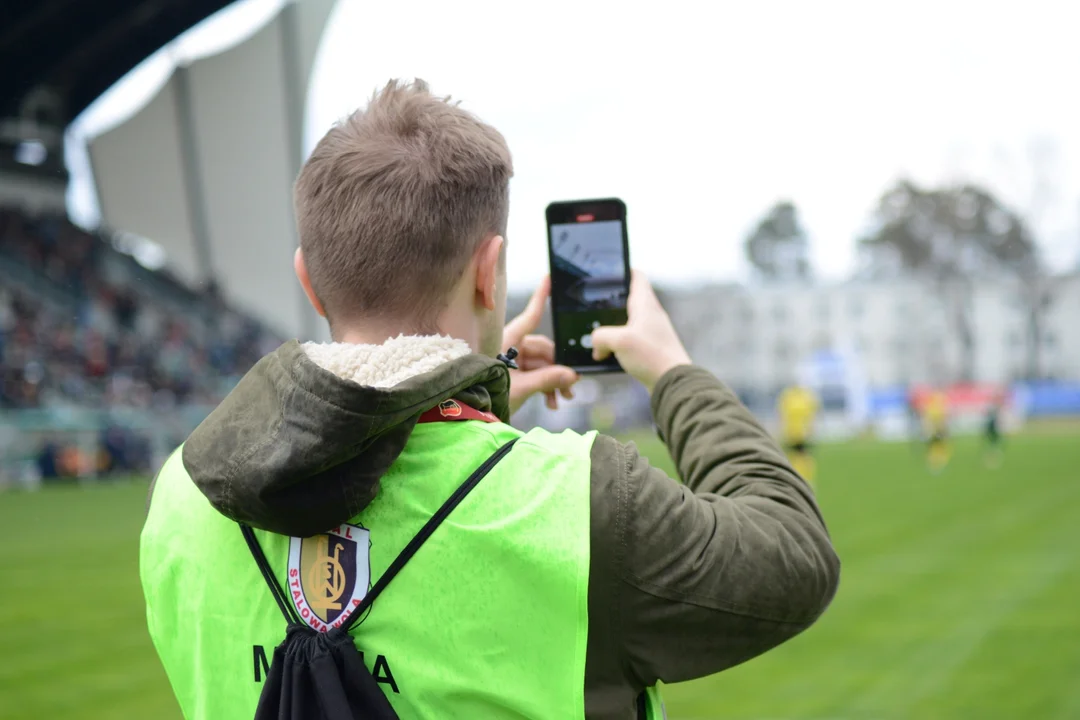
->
<box><xmin>923</xmin><ymin>389</ymin><xmax>951</xmax><ymax>472</ymax></box>
<box><xmin>778</xmin><ymin>385</ymin><xmax>819</xmax><ymax>486</ymax></box>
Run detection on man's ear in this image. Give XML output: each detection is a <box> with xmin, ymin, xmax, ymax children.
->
<box><xmin>294</xmin><ymin>247</ymin><xmax>327</xmax><ymax>317</ymax></box>
<box><xmin>474</xmin><ymin>234</ymin><xmax>505</xmax><ymax>312</ymax></box>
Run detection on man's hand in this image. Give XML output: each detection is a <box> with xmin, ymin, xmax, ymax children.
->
<box><xmin>503</xmin><ymin>276</ymin><xmax>579</xmax><ymax>415</ymax></box>
<box><xmin>591</xmin><ymin>271</ymin><xmax>692</xmax><ymax>393</ymax></box>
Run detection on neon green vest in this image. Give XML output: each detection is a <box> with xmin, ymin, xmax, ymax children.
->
<box><xmin>141</xmin><ymin>420</ymin><xmax>664</xmax><ymax>718</ymax></box>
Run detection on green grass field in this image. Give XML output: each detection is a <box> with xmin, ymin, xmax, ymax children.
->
<box><xmin>2</xmin><ymin>429</ymin><xmax>1079</xmax><ymax>719</ymax></box>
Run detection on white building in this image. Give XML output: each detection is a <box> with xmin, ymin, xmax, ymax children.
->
<box><xmin>1041</xmin><ymin>273</ymin><xmax>1080</xmax><ymax>380</ymax></box>
<box><xmin>663</xmin><ymin>273</ymin><xmax>1080</xmax><ymax>395</ymax></box>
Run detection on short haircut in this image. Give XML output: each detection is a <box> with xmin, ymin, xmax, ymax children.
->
<box><xmin>294</xmin><ymin>79</ymin><xmax>513</xmax><ymax>332</ymax></box>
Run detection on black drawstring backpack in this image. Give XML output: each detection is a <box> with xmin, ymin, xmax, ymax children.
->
<box><xmin>240</xmin><ymin>439</ymin><xmax>518</xmax><ymax>720</ymax></box>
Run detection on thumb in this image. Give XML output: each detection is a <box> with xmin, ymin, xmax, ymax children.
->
<box><xmin>503</xmin><ymin>276</ymin><xmax>550</xmax><ymax>348</ymax></box>
<box><xmin>513</xmin><ymin>364</ymin><xmax>579</xmax><ymax>397</ymax></box>
<box><xmin>590</xmin><ymin>325</ymin><xmax>626</xmax><ymax>361</ymax></box>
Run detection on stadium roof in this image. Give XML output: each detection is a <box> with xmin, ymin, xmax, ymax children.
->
<box><xmin>0</xmin><ymin>0</ymin><xmax>234</xmax><ymax>125</ymax></box>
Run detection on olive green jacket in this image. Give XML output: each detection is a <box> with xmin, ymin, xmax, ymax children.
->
<box><xmin>152</xmin><ymin>340</ymin><xmax>839</xmax><ymax>719</ymax></box>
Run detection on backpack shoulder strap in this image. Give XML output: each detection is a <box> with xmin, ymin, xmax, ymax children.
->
<box><xmin>240</xmin><ymin>438</ymin><xmax>519</xmax><ymax>628</ymax></box>
<box><xmin>240</xmin><ymin>524</ymin><xmax>301</xmax><ymax>624</ymax></box>
<box><xmin>343</xmin><ymin>437</ymin><xmax>518</xmax><ymax>629</ymax></box>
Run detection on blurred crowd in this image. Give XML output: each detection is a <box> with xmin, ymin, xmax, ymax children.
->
<box><xmin>0</xmin><ymin>205</ymin><xmax>282</xmax><ymax>412</ymax></box>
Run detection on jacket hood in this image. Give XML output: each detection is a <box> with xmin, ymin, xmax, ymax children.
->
<box><xmin>182</xmin><ymin>336</ymin><xmax>511</xmax><ymax>537</ymax></box>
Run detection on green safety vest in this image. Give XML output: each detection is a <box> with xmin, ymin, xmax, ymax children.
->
<box><xmin>142</xmin><ymin>418</ymin><xmax>665</xmax><ymax>718</ymax></box>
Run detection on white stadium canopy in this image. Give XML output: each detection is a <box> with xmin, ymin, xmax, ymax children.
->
<box><xmin>88</xmin><ymin>0</ymin><xmax>335</xmax><ymax>340</ymax></box>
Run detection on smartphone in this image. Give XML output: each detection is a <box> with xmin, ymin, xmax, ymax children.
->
<box><xmin>545</xmin><ymin>198</ymin><xmax>630</xmax><ymax>373</ymax></box>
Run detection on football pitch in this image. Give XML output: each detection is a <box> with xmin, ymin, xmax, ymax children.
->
<box><xmin>1</xmin><ymin>428</ymin><xmax>1078</xmax><ymax>719</ymax></box>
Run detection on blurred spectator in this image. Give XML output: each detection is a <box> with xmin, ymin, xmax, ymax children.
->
<box><xmin>0</xmin><ymin>204</ymin><xmax>284</xmax><ymax>411</ymax></box>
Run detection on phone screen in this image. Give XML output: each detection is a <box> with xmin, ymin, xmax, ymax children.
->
<box><xmin>546</xmin><ymin>199</ymin><xmax>630</xmax><ymax>372</ymax></box>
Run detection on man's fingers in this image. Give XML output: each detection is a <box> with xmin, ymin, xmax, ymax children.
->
<box><xmin>629</xmin><ymin>269</ymin><xmax>653</xmax><ymax>294</ymax></box>
<box><xmin>503</xmin><ymin>276</ymin><xmax>551</xmax><ymax>348</ymax></box>
<box><xmin>627</xmin><ymin>269</ymin><xmax>658</xmax><ymax>315</ymax></box>
<box><xmin>512</xmin><ymin>364</ymin><xmax>579</xmax><ymax>398</ymax></box>
<box><xmin>545</xmin><ymin>390</ymin><xmax>557</xmax><ymax>410</ymax></box>
<box><xmin>518</xmin><ymin>334</ymin><xmax>555</xmax><ymax>369</ymax></box>
<box><xmin>590</xmin><ymin>326</ymin><xmax>624</xmax><ymax>361</ymax></box>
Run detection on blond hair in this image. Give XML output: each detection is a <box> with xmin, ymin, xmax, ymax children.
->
<box><xmin>294</xmin><ymin>79</ymin><xmax>513</xmax><ymax>331</ymax></box>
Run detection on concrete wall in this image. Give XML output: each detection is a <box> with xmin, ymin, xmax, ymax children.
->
<box><xmin>0</xmin><ymin>174</ymin><xmax>66</xmax><ymax>213</ymax></box>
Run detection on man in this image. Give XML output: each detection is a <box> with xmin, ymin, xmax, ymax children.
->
<box><xmin>906</xmin><ymin>386</ymin><xmax>923</xmax><ymax>454</ymax></box>
<box><xmin>923</xmin><ymin>388</ymin><xmax>951</xmax><ymax>472</ymax></box>
<box><xmin>777</xmin><ymin>383</ymin><xmax>820</xmax><ymax>486</ymax></box>
<box><xmin>982</xmin><ymin>390</ymin><xmax>1006</xmax><ymax>469</ymax></box>
<box><xmin>141</xmin><ymin>80</ymin><xmax>839</xmax><ymax>719</ymax></box>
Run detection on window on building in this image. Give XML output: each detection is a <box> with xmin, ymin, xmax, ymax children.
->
<box><xmin>773</xmin><ymin>304</ymin><xmax>787</xmax><ymax>323</ymax></box>
<box><xmin>1044</xmin><ymin>332</ymin><xmax>1057</xmax><ymax>349</ymax></box>
<box><xmin>816</xmin><ymin>300</ymin><xmax>830</xmax><ymax>322</ymax></box>
<box><xmin>849</xmin><ymin>296</ymin><xmax>863</xmax><ymax>319</ymax></box>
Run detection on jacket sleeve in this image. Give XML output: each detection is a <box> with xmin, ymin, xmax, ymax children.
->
<box><xmin>588</xmin><ymin>365</ymin><xmax>840</xmax><ymax>689</ymax></box>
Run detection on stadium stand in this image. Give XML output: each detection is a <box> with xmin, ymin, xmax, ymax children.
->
<box><xmin>0</xmin><ymin>204</ymin><xmax>282</xmax><ymax>480</ymax></box>
<box><xmin>0</xmin><ymin>0</ymin><xmax>334</xmax><ymax>486</ymax></box>
<box><xmin>1</xmin><ymin>204</ymin><xmax>282</xmax><ymax>411</ymax></box>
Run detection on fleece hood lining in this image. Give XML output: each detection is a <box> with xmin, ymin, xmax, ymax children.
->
<box><xmin>301</xmin><ymin>335</ymin><xmax>474</xmax><ymax>389</ymax></box>
<box><xmin>182</xmin><ymin>337</ymin><xmax>512</xmax><ymax>536</ymax></box>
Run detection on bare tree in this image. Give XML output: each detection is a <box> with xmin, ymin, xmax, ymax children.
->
<box><xmin>859</xmin><ymin>180</ymin><xmax>1039</xmax><ymax>381</ymax></box>
<box><xmin>745</xmin><ymin>201</ymin><xmax>812</xmax><ymax>282</ymax></box>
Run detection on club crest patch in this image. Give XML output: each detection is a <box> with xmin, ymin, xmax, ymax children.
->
<box><xmin>287</xmin><ymin>524</ymin><xmax>371</xmax><ymax>632</ymax></box>
<box><xmin>438</xmin><ymin>399</ymin><xmax>463</xmax><ymax>417</ymax></box>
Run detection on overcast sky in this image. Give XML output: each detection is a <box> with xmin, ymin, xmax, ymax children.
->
<box><xmin>70</xmin><ymin>0</ymin><xmax>1080</xmax><ymax>292</ymax></box>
